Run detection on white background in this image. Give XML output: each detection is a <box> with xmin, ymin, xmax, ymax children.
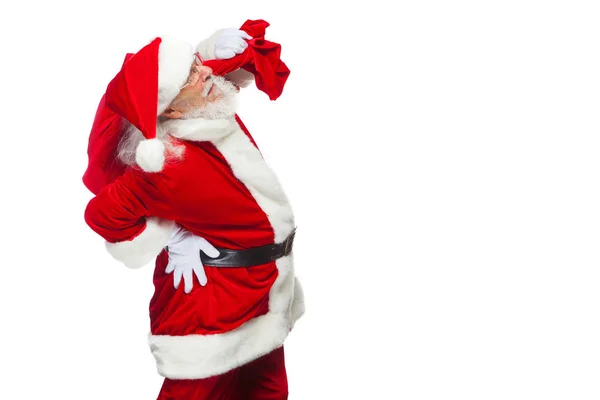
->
<box><xmin>1</xmin><ymin>0</ymin><xmax>599</xmax><ymax>399</ymax></box>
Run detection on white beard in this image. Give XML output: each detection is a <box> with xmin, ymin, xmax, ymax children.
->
<box><xmin>182</xmin><ymin>76</ymin><xmax>238</xmax><ymax>120</ymax></box>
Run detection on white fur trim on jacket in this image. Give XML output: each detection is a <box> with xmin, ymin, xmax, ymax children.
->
<box><xmin>291</xmin><ymin>277</ymin><xmax>305</xmax><ymax>329</ymax></box>
<box><xmin>161</xmin><ymin>117</ymin><xmax>237</xmax><ymax>142</ymax></box>
<box><xmin>157</xmin><ymin>37</ymin><xmax>195</xmax><ymax>115</ymax></box>
<box><xmin>105</xmin><ymin>217</ymin><xmax>174</xmax><ymax>269</ymax></box>
<box><xmin>215</xmin><ymin>124</ymin><xmax>295</xmax><ymax>243</ymax></box>
<box><xmin>149</xmin><ymin>255</ymin><xmax>303</xmax><ymax>379</ymax></box>
<box><xmin>148</xmin><ymin>123</ymin><xmax>303</xmax><ymax>379</ymax></box>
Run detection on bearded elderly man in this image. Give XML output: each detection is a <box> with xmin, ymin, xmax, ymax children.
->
<box><xmin>83</xmin><ymin>22</ymin><xmax>304</xmax><ymax>400</ymax></box>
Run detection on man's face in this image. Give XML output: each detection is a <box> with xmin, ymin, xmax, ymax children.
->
<box><xmin>162</xmin><ymin>56</ymin><xmax>225</xmax><ymax>118</ymax></box>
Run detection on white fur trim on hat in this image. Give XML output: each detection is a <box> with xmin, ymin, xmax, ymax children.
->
<box><xmin>136</xmin><ymin>138</ymin><xmax>166</xmax><ymax>172</ymax></box>
<box><xmin>157</xmin><ymin>37</ymin><xmax>195</xmax><ymax>115</ymax></box>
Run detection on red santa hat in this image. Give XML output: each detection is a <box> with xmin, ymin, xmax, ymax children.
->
<box><xmin>104</xmin><ymin>36</ymin><xmax>195</xmax><ymax>173</ymax></box>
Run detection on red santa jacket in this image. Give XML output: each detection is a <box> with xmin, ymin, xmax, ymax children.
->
<box><xmin>84</xmin><ymin>116</ymin><xmax>304</xmax><ymax>379</ymax></box>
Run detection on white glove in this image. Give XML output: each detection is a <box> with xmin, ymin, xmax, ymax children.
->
<box><xmin>214</xmin><ymin>28</ymin><xmax>252</xmax><ymax>60</ymax></box>
<box><xmin>165</xmin><ymin>225</ymin><xmax>220</xmax><ymax>294</ymax></box>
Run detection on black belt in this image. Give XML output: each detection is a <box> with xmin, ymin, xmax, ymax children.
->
<box><xmin>199</xmin><ymin>228</ymin><xmax>296</xmax><ymax>268</ymax></box>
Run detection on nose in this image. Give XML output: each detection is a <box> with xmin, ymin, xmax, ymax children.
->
<box><xmin>198</xmin><ymin>66</ymin><xmax>212</xmax><ymax>82</ymax></box>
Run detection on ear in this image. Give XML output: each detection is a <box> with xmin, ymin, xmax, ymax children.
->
<box><xmin>160</xmin><ymin>107</ymin><xmax>183</xmax><ymax>119</ymax></box>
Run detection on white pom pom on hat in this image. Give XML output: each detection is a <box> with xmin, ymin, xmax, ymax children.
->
<box><xmin>136</xmin><ymin>138</ymin><xmax>166</xmax><ymax>172</ymax></box>
<box><xmin>103</xmin><ymin>36</ymin><xmax>195</xmax><ymax>172</ymax></box>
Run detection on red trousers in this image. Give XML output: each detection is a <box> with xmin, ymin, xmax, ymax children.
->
<box><xmin>156</xmin><ymin>346</ymin><xmax>288</xmax><ymax>400</ymax></box>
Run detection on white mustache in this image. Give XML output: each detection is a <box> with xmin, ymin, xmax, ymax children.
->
<box><xmin>202</xmin><ymin>79</ymin><xmax>214</xmax><ymax>97</ymax></box>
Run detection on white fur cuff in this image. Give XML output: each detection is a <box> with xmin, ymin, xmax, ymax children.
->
<box><xmin>195</xmin><ymin>29</ymin><xmax>226</xmax><ymax>61</ymax></box>
<box><xmin>105</xmin><ymin>217</ymin><xmax>175</xmax><ymax>269</ymax></box>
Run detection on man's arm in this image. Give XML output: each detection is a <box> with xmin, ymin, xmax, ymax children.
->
<box><xmin>196</xmin><ymin>28</ymin><xmax>255</xmax><ymax>88</ymax></box>
<box><xmin>84</xmin><ymin>168</ymin><xmax>175</xmax><ymax>268</ymax></box>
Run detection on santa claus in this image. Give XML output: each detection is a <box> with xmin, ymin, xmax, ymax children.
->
<box><xmin>83</xmin><ymin>20</ymin><xmax>304</xmax><ymax>400</ymax></box>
